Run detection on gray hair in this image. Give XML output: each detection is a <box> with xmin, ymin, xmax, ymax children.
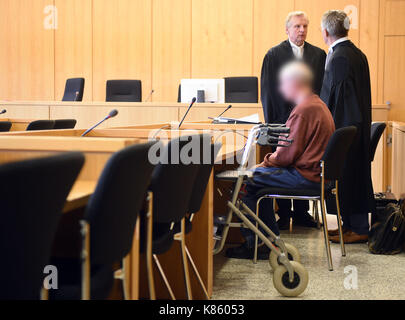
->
<box><xmin>279</xmin><ymin>61</ymin><xmax>314</xmax><ymax>87</ymax></box>
<box><xmin>321</xmin><ymin>10</ymin><xmax>350</xmax><ymax>38</ymax></box>
<box><xmin>286</xmin><ymin>11</ymin><xmax>309</xmax><ymax>28</ymax></box>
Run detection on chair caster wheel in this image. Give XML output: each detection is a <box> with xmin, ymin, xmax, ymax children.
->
<box><xmin>273</xmin><ymin>261</ymin><xmax>309</xmax><ymax>297</ymax></box>
<box><xmin>269</xmin><ymin>243</ymin><xmax>301</xmax><ymax>271</ymax></box>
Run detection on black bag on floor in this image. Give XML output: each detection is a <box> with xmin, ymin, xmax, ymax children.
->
<box><xmin>369</xmin><ymin>202</ymin><xmax>405</xmax><ymax>255</ymax></box>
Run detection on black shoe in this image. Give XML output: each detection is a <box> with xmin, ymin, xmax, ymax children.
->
<box><xmin>277</xmin><ymin>216</ymin><xmax>291</xmax><ymax>230</ymax></box>
<box><xmin>225</xmin><ymin>243</ymin><xmax>270</xmax><ymax>260</ymax></box>
<box><xmin>293</xmin><ymin>212</ymin><xmax>319</xmax><ymax>229</ymax></box>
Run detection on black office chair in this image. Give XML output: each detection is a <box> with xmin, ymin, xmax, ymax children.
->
<box><xmin>53</xmin><ymin>119</ymin><xmax>77</xmax><ymax>130</ymax></box>
<box><xmin>0</xmin><ymin>121</ymin><xmax>12</xmax><ymax>132</ymax></box>
<box><xmin>143</xmin><ymin>135</ymin><xmax>201</xmax><ymax>300</ymax></box>
<box><xmin>0</xmin><ymin>152</ymin><xmax>85</xmax><ymax>300</ymax></box>
<box><xmin>106</xmin><ymin>80</ymin><xmax>142</xmax><ymax>102</ymax></box>
<box><xmin>252</xmin><ymin>127</ymin><xmax>358</xmax><ymax>271</ymax></box>
<box><xmin>224</xmin><ymin>77</ymin><xmax>259</xmax><ymax>103</ymax></box>
<box><xmin>173</xmin><ymin>141</ymin><xmax>221</xmax><ymax>299</ymax></box>
<box><xmin>62</xmin><ymin>78</ymin><xmax>85</xmax><ymax>102</ymax></box>
<box><xmin>26</xmin><ymin>120</ymin><xmax>56</xmax><ymax>131</ymax></box>
<box><xmin>370</xmin><ymin>122</ymin><xmax>387</xmax><ymax>162</ymax></box>
<box><xmin>50</xmin><ymin>142</ymin><xmax>158</xmax><ymax>300</ymax></box>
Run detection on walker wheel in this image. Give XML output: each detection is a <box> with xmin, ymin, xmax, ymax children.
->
<box><xmin>269</xmin><ymin>243</ymin><xmax>301</xmax><ymax>271</ymax></box>
<box><xmin>273</xmin><ymin>261</ymin><xmax>309</xmax><ymax>297</ymax></box>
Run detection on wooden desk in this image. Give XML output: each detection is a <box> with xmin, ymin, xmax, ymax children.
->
<box><xmin>0</xmin><ymin>123</ymin><xmax>246</xmax><ymax>300</ymax></box>
<box><xmin>0</xmin><ymin>101</ymin><xmax>264</xmax><ymax>129</ymax></box>
<box><xmin>64</xmin><ymin>180</ymin><xmax>97</xmax><ymax>214</ymax></box>
<box><xmin>0</xmin><ymin>100</ymin><xmax>390</xmax><ymax>129</ymax></box>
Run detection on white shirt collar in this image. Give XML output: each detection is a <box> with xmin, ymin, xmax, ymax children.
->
<box><xmin>289</xmin><ymin>39</ymin><xmax>305</xmax><ymax>59</ymax></box>
<box><xmin>329</xmin><ymin>37</ymin><xmax>349</xmax><ymax>51</ymax></box>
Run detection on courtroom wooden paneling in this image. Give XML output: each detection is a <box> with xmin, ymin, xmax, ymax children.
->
<box><xmin>384</xmin><ymin>0</ymin><xmax>405</xmax><ymax>35</ymax></box>
<box><xmin>50</xmin><ymin>104</ymin><xmax>179</xmax><ymax>128</ymax></box>
<box><xmin>253</xmin><ymin>0</ymin><xmax>295</xmax><ymax>78</ymax></box>
<box><xmin>54</xmin><ymin>0</ymin><xmax>93</xmax><ymax>101</ymax></box>
<box><xmin>2</xmin><ymin>0</ymin><xmax>405</xmax><ymax>120</ymax></box>
<box><xmin>0</xmin><ymin>0</ymin><xmax>54</xmax><ymax>100</ymax></box>
<box><xmin>0</xmin><ymin>103</ymin><xmax>49</xmax><ymax>119</ymax></box>
<box><xmin>152</xmin><ymin>0</ymin><xmax>192</xmax><ymax>102</ymax></box>
<box><xmin>92</xmin><ymin>0</ymin><xmax>152</xmax><ymax>101</ymax></box>
<box><xmin>191</xmin><ymin>0</ymin><xmax>254</xmax><ymax>78</ymax></box>
<box><xmin>359</xmin><ymin>0</ymin><xmax>380</xmax><ymax>104</ymax></box>
<box><xmin>295</xmin><ymin>0</ymin><xmax>360</xmax><ymax>51</ymax></box>
<box><xmin>178</xmin><ymin>105</ymin><xmax>265</xmax><ymax>123</ymax></box>
<box><xmin>383</xmin><ymin>37</ymin><xmax>405</xmax><ymax>121</ymax></box>
<box><xmin>391</xmin><ymin>122</ymin><xmax>405</xmax><ymax>198</ymax></box>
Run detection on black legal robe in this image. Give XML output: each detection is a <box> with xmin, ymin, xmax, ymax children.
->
<box><xmin>320</xmin><ymin>40</ymin><xmax>375</xmax><ymax>216</ymax></box>
<box><xmin>261</xmin><ymin>40</ymin><xmax>326</xmax><ymax>124</ymax></box>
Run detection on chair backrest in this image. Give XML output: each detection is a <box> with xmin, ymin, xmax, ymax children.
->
<box><xmin>150</xmin><ymin>135</ymin><xmax>202</xmax><ymax>224</ymax></box>
<box><xmin>321</xmin><ymin>126</ymin><xmax>358</xmax><ymax>181</ymax></box>
<box><xmin>188</xmin><ymin>142</ymin><xmax>222</xmax><ymax>214</ymax></box>
<box><xmin>26</xmin><ymin>120</ymin><xmax>56</xmax><ymax>131</ymax></box>
<box><xmin>0</xmin><ymin>121</ymin><xmax>12</xmax><ymax>132</ymax></box>
<box><xmin>0</xmin><ymin>152</ymin><xmax>85</xmax><ymax>300</ymax></box>
<box><xmin>370</xmin><ymin>122</ymin><xmax>387</xmax><ymax>162</ymax></box>
<box><xmin>53</xmin><ymin>119</ymin><xmax>77</xmax><ymax>130</ymax></box>
<box><xmin>62</xmin><ymin>78</ymin><xmax>85</xmax><ymax>101</ymax></box>
<box><xmin>84</xmin><ymin>142</ymin><xmax>158</xmax><ymax>265</ymax></box>
<box><xmin>224</xmin><ymin>77</ymin><xmax>259</xmax><ymax>103</ymax></box>
<box><xmin>106</xmin><ymin>80</ymin><xmax>142</xmax><ymax>102</ymax></box>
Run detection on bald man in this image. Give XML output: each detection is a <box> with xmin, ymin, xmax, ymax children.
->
<box><xmin>227</xmin><ymin>61</ymin><xmax>335</xmax><ymax>260</ymax></box>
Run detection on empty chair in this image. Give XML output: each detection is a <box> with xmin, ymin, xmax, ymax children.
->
<box><xmin>0</xmin><ymin>152</ymin><xmax>85</xmax><ymax>300</ymax></box>
<box><xmin>174</xmin><ymin>141</ymin><xmax>221</xmax><ymax>299</ymax></box>
<box><xmin>143</xmin><ymin>135</ymin><xmax>201</xmax><ymax>300</ymax></box>
<box><xmin>224</xmin><ymin>77</ymin><xmax>259</xmax><ymax>103</ymax></box>
<box><xmin>51</xmin><ymin>142</ymin><xmax>157</xmax><ymax>300</ymax></box>
<box><xmin>370</xmin><ymin>122</ymin><xmax>387</xmax><ymax>162</ymax></box>
<box><xmin>53</xmin><ymin>119</ymin><xmax>77</xmax><ymax>130</ymax></box>
<box><xmin>106</xmin><ymin>80</ymin><xmax>142</xmax><ymax>102</ymax></box>
<box><xmin>62</xmin><ymin>78</ymin><xmax>85</xmax><ymax>102</ymax></box>
<box><xmin>0</xmin><ymin>121</ymin><xmax>12</xmax><ymax>132</ymax></box>
<box><xmin>26</xmin><ymin>120</ymin><xmax>55</xmax><ymax>131</ymax></box>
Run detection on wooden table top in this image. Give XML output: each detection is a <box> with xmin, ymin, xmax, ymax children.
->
<box><xmin>64</xmin><ymin>180</ymin><xmax>97</xmax><ymax>213</ymax></box>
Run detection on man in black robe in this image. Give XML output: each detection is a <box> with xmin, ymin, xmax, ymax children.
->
<box><xmin>320</xmin><ymin>10</ymin><xmax>375</xmax><ymax>243</ymax></box>
<box><xmin>261</xmin><ymin>11</ymin><xmax>326</xmax><ymax>229</ymax></box>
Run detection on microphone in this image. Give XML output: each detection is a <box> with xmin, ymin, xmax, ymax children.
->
<box><xmin>217</xmin><ymin>105</ymin><xmax>232</xmax><ymax>118</ymax></box>
<box><xmin>0</xmin><ymin>109</ymin><xmax>6</xmax><ymax>115</ymax></box>
<box><xmin>178</xmin><ymin>97</ymin><xmax>197</xmax><ymax>129</ymax></box>
<box><xmin>82</xmin><ymin>109</ymin><xmax>119</xmax><ymax>137</ymax></box>
<box><xmin>145</xmin><ymin>89</ymin><xmax>155</xmax><ymax>102</ymax></box>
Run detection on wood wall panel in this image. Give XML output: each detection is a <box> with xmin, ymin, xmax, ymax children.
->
<box><xmin>54</xmin><ymin>0</ymin><xmax>93</xmax><ymax>101</ymax></box>
<box><xmin>383</xmin><ymin>37</ymin><xmax>405</xmax><ymax>121</ymax></box>
<box><xmin>385</xmin><ymin>0</ymin><xmax>405</xmax><ymax>35</ymax></box>
<box><xmin>295</xmin><ymin>0</ymin><xmax>360</xmax><ymax>51</ymax></box>
<box><xmin>152</xmin><ymin>0</ymin><xmax>191</xmax><ymax>102</ymax></box>
<box><xmin>0</xmin><ymin>0</ymin><xmax>54</xmax><ymax>100</ymax></box>
<box><xmin>191</xmin><ymin>0</ymin><xmax>254</xmax><ymax>78</ymax></box>
<box><xmin>359</xmin><ymin>0</ymin><xmax>380</xmax><ymax>104</ymax></box>
<box><xmin>92</xmin><ymin>0</ymin><xmax>152</xmax><ymax>101</ymax></box>
<box><xmin>253</xmin><ymin>0</ymin><xmax>295</xmax><ymax>77</ymax></box>
<box><xmin>1</xmin><ymin>0</ymin><xmax>405</xmax><ymax>121</ymax></box>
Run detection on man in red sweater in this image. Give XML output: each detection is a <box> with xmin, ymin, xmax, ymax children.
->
<box><xmin>227</xmin><ymin>61</ymin><xmax>335</xmax><ymax>260</ymax></box>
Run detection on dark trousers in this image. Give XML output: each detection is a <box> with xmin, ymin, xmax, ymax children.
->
<box><xmin>241</xmin><ymin>167</ymin><xmax>320</xmax><ymax>248</ymax></box>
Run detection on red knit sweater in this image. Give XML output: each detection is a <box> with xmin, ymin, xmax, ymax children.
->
<box><xmin>262</xmin><ymin>94</ymin><xmax>335</xmax><ymax>183</ymax></box>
